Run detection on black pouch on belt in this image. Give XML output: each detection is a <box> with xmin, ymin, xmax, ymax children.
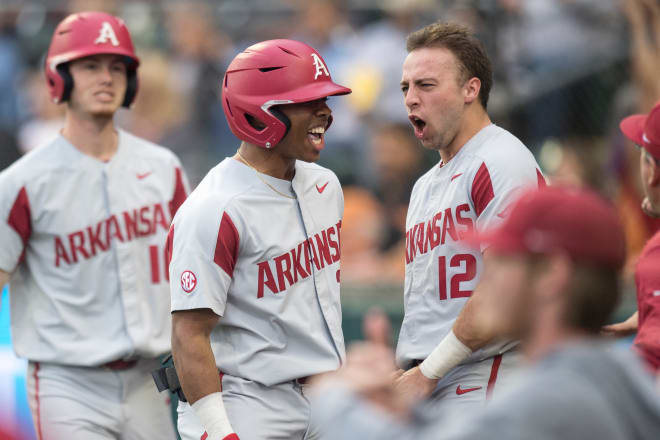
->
<box><xmin>151</xmin><ymin>355</ymin><xmax>187</xmax><ymax>402</ymax></box>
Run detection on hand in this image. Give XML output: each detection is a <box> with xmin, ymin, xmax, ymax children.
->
<box><xmin>310</xmin><ymin>342</ymin><xmax>412</xmax><ymax>417</ymax></box>
<box><xmin>602</xmin><ymin>312</ymin><xmax>638</xmax><ymax>337</ymax></box>
<box><xmin>393</xmin><ymin>366</ymin><xmax>438</xmax><ymax>404</ymax></box>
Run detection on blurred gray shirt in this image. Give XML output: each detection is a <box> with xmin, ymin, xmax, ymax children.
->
<box><xmin>315</xmin><ymin>341</ymin><xmax>660</xmax><ymax>440</ymax></box>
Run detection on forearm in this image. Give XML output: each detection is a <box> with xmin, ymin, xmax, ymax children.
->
<box><xmin>171</xmin><ymin>316</ymin><xmax>221</xmax><ymax>404</ymax></box>
<box><xmin>452</xmin><ymin>292</ymin><xmax>498</xmax><ymax>351</ymax></box>
<box><xmin>419</xmin><ymin>282</ymin><xmax>500</xmax><ymax>379</ymax></box>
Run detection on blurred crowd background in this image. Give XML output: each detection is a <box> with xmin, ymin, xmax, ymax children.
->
<box><xmin>1</xmin><ymin>0</ymin><xmax>658</xmax><ymax>351</ymax></box>
<box><xmin>2</xmin><ymin>0</ymin><xmax>659</xmax><ymax>437</ymax></box>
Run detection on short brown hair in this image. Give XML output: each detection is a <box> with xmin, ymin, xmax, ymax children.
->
<box><xmin>406</xmin><ymin>22</ymin><xmax>493</xmax><ymax>109</ymax></box>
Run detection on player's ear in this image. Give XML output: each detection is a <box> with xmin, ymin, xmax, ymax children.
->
<box><xmin>463</xmin><ymin>77</ymin><xmax>481</xmax><ymax>105</ymax></box>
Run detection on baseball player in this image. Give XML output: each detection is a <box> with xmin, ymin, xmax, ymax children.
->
<box><xmin>603</xmin><ymin>100</ymin><xmax>660</xmax><ymax>373</ymax></box>
<box><xmin>0</xmin><ymin>12</ymin><xmax>188</xmax><ymax>439</ymax></box>
<box><xmin>314</xmin><ymin>187</ymin><xmax>660</xmax><ymax>440</ymax></box>
<box><xmin>393</xmin><ymin>22</ymin><xmax>545</xmax><ymax>408</ymax></box>
<box><xmin>168</xmin><ymin>39</ymin><xmax>351</xmax><ymax>440</ymax></box>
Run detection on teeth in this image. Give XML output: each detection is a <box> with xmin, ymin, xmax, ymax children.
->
<box><xmin>309</xmin><ymin>126</ymin><xmax>325</xmax><ymax>134</ymax></box>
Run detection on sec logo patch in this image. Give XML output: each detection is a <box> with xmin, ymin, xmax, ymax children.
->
<box><xmin>180</xmin><ymin>270</ymin><xmax>197</xmax><ymax>293</ymax></box>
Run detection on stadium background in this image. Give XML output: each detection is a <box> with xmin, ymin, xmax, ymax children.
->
<box><xmin>0</xmin><ymin>0</ymin><xmax>654</xmax><ymax>438</ymax></box>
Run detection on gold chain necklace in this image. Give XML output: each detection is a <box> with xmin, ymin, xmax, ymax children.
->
<box><xmin>236</xmin><ymin>150</ymin><xmax>296</xmax><ymax>199</ymax></box>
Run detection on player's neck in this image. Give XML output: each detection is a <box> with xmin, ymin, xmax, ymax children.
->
<box><xmin>62</xmin><ymin>110</ymin><xmax>118</xmax><ymax>162</ymax></box>
<box><xmin>523</xmin><ymin>317</ymin><xmax>586</xmax><ymax>363</ymax></box>
<box><xmin>439</xmin><ymin>107</ymin><xmax>491</xmax><ymax>165</ymax></box>
<box><xmin>235</xmin><ymin>143</ymin><xmax>296</xmax><ymax>181</ymax></box>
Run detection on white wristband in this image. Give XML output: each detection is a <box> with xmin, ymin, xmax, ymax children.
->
<box><xmin>191</xmin><ymin>392</ymin><xmax>235</xmax><ymax>440</ymax></box>
<box><xmin>419</xmin><ymin>330</ymin><xmax>472</xmax><ymax>379</ymax></box>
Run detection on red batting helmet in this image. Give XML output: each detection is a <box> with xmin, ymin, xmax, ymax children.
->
<box><xmin>222</xmin><ymin>39</ymin><xmax>351</xmax><ymax>149</ymax></box>
<box><xmin>45</xmin><ymin>11</ymin><xmax>140</xmax><ymax>107</ymax></box>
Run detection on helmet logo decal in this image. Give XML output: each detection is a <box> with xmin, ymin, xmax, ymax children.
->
<box><xmin>94</xmin><ymin>22</ymin><xmax>119</xmax><ymax>46</ymax></box>
<box><xmin>311</xmin><ymin>53</ymin><xmax>329</xmax><ymax>80</ymax></box>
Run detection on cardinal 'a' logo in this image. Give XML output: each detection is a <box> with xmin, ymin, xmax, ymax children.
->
<box><xmin>94</xmin><ymin>22</ymin><xmax>119</xmax><ymax>46</ymax></box>
<box><xmin>311</xmin><ymin>53</ymin><xmax>329</xmax><ymax>80</ymax></box>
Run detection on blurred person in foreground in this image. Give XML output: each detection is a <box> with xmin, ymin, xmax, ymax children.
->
<box><xmin>312</xmin><ymin>186</ymin><xmax>660</xmax><ymax>440</ymax></box>
<box><xmin>603</xmin><ymin>101</ymin><xmax>660</xmax><ymax>375</ymax></box>
<box><xmin>393</xmin><ymin>21</ymin><xmax>544</xmax><ymax>410</ymax></box>
<box><xmin>0</xmin><ymin>12</ymin><xmax>188</xmax><ymax>439</ymax></box>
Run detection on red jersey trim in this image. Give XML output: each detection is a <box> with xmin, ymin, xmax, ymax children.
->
<box><xmin>214</xmin><ymin>213</ymin><xmax>239</xmax><ymax>278</ymax></box>
<box><xmin>486</xmin><ymin>354</ymin><xmax>503</xmax><ymax>398</ymax></box>
<box><xmin>8</xmin><ymin>186</ymin><xmax>32</xmax><ymax>262</ymax></box>
<box><xmin>33</xmin><ymin>362</ymin><xmax>44</xmax><ymax>440</ymax></box>
<box><xmin>536</xmin><ymin>169</ymin><xmax>547</xmax><ymax>188</ymax></box>
<box><xmin>169</xmin><ymin>167</ymin><xmax>187</xmax><ymax>219</ymax></box>
<box><xmin>471</xmin><ymin>162</ymin><xmax>495</xmax><ymax>217</ymax></box>
<box><xmin>165</xmin><ymin>225</ymin><xmax>175</xmax><ymax>274</ymax></box>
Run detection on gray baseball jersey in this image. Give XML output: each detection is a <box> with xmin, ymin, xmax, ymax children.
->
<box><xmin>0</xmin><ymin>130</ymin><xmax>189</xmax><ymax>365</ymax></box>
<box><xmin>396</xmin><ymin>124</ymin><xmax>544</xmax><ymax>368</ymax></box>
<box><xmin>169</xmin><ymin>157</ymin><xmax>345</xmax><ymax>386</ymax></box>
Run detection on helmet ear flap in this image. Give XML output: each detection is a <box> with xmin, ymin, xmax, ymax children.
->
<box><xmin>122</xmin><ymin>68</ymin><xmax>138</xmax><ymax>107</ymax></box>
<box><xmin>56</xmin><ymin>64</ymin><xmax>74</xmax><ymax>103</ymax></box>
<box><xmin>268</xmin><ymin>106</ymin><xmax>291</xmax><ymax>145</ymax></box>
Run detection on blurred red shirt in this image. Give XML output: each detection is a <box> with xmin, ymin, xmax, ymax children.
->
<box><xmin>634</xmin><ymin>230</ymin><xmax>660</xmax><ymax>372</ymax></box>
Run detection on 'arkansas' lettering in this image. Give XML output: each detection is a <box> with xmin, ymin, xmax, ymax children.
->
<box><xmin>54</xmin><ymin>203</ymin><xmax>170</xmax><ymax>267</ymax></box>
<box><xmin>257</xmin><ymin>221</ymin><xmax>341</xmax><ymax>298</ymax></box>
<box><xmin>405</xmin><ymin>204</ymin><xmax>474</xmax><ymax>265</ymax></box>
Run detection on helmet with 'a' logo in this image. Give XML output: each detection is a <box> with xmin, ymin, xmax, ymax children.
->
<box><xmin>45</xmin><ymin>11</ymin><xmax>140</xmax><ymax>107</ymax></box>
<box><xmin>222</xmin><ymin>39</ymin><xmax>351</xmax><ymax>149</ymax></box>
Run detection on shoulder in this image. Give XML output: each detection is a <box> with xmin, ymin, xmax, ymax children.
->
<box><xmin>410</xmin><ymin>165</ymin><xmax>436</xmax><ymax>197</ymax></box>
<box><xmin>642</xmin><ymin>230</ymin><xmax>660</xmax><ymax>256</ymax></box>
<box><xmin>119</xmin><ymin>130</ymin><xmax>182</xmax><ymax>167</ymax></box>
<box><xmin>174</xmin><ymin>160</ymin><xmax>254</xmax><ymax>227</ymax></box>
<box><xmin>0</xmin><ymin>137</ymin><xmax>66</xmax><ymax>189</ymax></box>
<box><xmin>470</xmin><ymin>125</ymin><xmax>537</xmax><ymax>171</ymax></box>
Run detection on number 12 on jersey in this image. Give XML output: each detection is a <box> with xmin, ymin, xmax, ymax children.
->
<box><xmin>438</xmin><ymin>254</ymin><xmax>477</xmax><ymax>300</ymax></box>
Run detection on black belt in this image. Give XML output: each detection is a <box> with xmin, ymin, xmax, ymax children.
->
<box><xmin>103</xmin><ymin>359</ymin><xmax>138</xmax><ymax>370</ymax></box>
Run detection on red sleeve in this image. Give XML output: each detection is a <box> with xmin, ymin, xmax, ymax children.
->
<box><xmin>165</xmin><ymin>224</ymin><xmax>175</xmax><ymax>274</ymax></box>
<box><xmin>471</xmin><ymin>162</ymin><xmax>495</xmax><ymax>217</ymax></box>
<box><xmin>8</xmin><ymin>186</ymin><xmax>32</xmax><ymax>262</ymax></box>
<box><xmin>168</xmin><ymin>167</ymin><xmax>187</xmax><ymax>219</ymax></box>
<box><xmin>214</xmin><ymin>212</ymin><xmax>239</xmax><ymax>278</ymax></box>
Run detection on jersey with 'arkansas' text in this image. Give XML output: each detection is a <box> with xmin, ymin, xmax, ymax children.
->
<box><xmin>396</xmin><ymin>124</ymin><xmax>545</xmax><ymax>368</ymax></box>
<box><xmin>0</xmin><ymin>130</ymin><xmax>189</xmax><ymax>365</ymax></box>
<box><xmin>169</xmin><ymin>158</ymin><xmax>344</xmax><ymax>386</ymax></box>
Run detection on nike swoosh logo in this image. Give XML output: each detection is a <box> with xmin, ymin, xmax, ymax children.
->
<box><xmin>451</xmin><ymin>173</ymin><xmax>463</xmax><ymax>181</ymax></box>
<box><xmin>316</xmin><ymin>182</ymin><xmax>329</xmax><ymax>193</ymax></box>
<box><xmin>497</xmin><ymin>205</ymin><xmax>512</xmax><ymax>219</ymax></box>
<box><xmin>456</xmin><ymin>385</ymin><xmax>482</xmax><ymax>395</ymax></box>
<box><xmin>137</xmin><ymin>171</ymin><xmax>152</xmax><ymax>180</ymax></box>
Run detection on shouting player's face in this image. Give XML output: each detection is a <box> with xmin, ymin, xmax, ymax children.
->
<box><xmin>401</xmin><ymin>47</ymin><xmax>468</xmax><ymax>152</ymax></box>
<box><xmin>67</xmin><ymin>54</ymin><xmax>127</xmax><ymax>117</ymax></box>
<box><xmin>276</xmin><ymin>98</ymin><xmax>332</xmax><ymax>163</ymax></box>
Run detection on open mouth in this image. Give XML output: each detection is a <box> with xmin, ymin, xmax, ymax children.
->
<box><xmin>410</xmin><ymin>115</ymin><xmax>426</xmax><ymax>131</ymax></box>
<box><xmin>409</xmin><ymin>115</ymin><xmax>427</xmax><ymax>138</ymax></box>
<box><xmin>307</xmin><ymin>126</ymin><xmax>325</xmax><ymax>148</ymax></box>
